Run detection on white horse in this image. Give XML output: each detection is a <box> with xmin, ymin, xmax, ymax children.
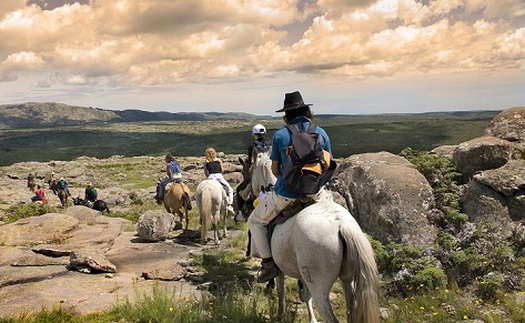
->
<box><xmin>195</xmin><ymin>179</ymin><xmax>228</xmax><ymax>245</ymax></box>
<box><xmin>271</xmin><ymin>199</ymin><xmax>380</xmax><ymax>323</ymax></box>
<box><xmin>250</xmin><ymin>146</ymin><xmax>276</xmax><ymax>198</ymax></box>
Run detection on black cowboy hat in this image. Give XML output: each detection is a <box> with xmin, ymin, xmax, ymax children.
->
<box><xmin>275</xmin><ymin>91</ymin><xmax>312</xmax><ymax>112</ymax></box>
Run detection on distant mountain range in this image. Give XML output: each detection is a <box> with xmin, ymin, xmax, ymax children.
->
<box><xmin>0</xmin><ymin>102</ymin><xmax>264</xmax><ymax>129</ymax></box>
<box><xmin>0</xmin><ymin>102</ymin><xmax>504</xmax><ymax>131</ymax></box>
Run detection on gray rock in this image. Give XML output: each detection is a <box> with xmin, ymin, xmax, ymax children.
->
<box><xmin>453</xmin><ymin>136</ymin><xmax>513</xmax><ymax>178</ymax></box>
<box><xmin>136</xmin><ymin>210</ymin><xmax>176</xmax><ymax>242</ymax></box>
<box><xmin>332</xmin><ymin>152</ymin><xmax>437</xmax><ymax>247</ymax></box>
<box><xmin>484</xmin><ymin>106</ymin><xmax>525</xmax><ymax>143</ymax></box>
<box><xmin>462</xmin><ymin>180</ymin><xmax>510</xmax><ymax>227</ymax></box>
<box><xmin>69</xmin><ymin>249</ymin><xmax>116</xmax><ymax>273</ymax></box>
<box><xmin>472</xmin><ymin>160</ymin><xmax>525</xmax><ymax>197</ymax></box>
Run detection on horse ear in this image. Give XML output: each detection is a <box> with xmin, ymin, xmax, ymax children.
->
<box><xmin>238</xmin><ymin>157</ymin><xmax>244</xmax><ymax>165</ymax></box>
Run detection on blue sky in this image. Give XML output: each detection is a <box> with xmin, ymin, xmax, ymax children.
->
<box><xmin>0</xmin><ymin>0</ymin><xmax>524</xmax><ymax>115</ymax></box>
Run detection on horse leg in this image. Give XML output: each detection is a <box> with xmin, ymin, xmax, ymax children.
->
<box><xmin>246</xmin><ymin>229</ymin><xmax>252</xmax><ymax>257</ymax></box>
<box><xmin>212</xmin><ymin>211</ymin><xmax>221</xmax><ymax>245</ymax></box>
<box><xmin>222</xmin><ymin>203</ymin><xmax>228</xmax><ymax>239</ymax></box>
<box><xmin>305</xmin><ymin>280</ymin><xmax>338</xmax><ymax>323</ymax></box>
<box><xmin>184</xmin><ymin>207</ymin><xmax>189</xmax><ymax>231</ymax></box>
<box><xmin>341</xmin><ymin>278</ymin><xmax>355</xmax><ymax>323</ymax></box>
<box><xmin>298</xmin><ymin>280</ymin><xmax>318</xmax><ymax>323</ymax></box>
<box><xmin>200</xmin><ymin>220</ymin><xmax>208</xmax><ymax>244</ymax></box>
<box><xmin>276</xmin><ymin>273</ymin><xmax>286</xmax><ymax>319</ymax></box>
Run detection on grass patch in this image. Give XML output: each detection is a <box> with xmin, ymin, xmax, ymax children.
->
<box><xmin>4</xmin><ymin>203</ymin><xmax>58</xmax><ymax>224</ymax></box>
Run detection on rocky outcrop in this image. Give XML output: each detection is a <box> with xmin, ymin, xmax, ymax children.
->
<box><xmin>484</xmin><ymin>106</ymin><xmax>525</xmax><ymax>143</ymax></box>
<box><xmin>453</xmin><ymin>136</ymin><xmax>513</xmax><ymax>179</ymax></box>
<box><xmin>457</xmin><ymin>107</ymin><xmax>525</xmax><ymax>226</ymax></box>
<box><xmin>331</xmin><ymin>152</ymin><xmax>437</xmax><ymax>248</ymax></box>
<box><xmin>465</xmin><ymin>160</ymin><xmax>525</xmax><ymax>223</ymax></box>
<box><xmin>0</xmin><ymin>209</ymin><xmax>200</xmax><ymax>318</ymax></box>
<box><xmin>0</xmin><ymin>213</ymin><xmax>80</xmax><ymax>247</ymax></box>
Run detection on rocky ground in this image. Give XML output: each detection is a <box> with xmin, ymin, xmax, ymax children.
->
<box><xmin>0</xmin><ymin>153</ymin><xmax>247</xmax><ymax>319</ymax></box>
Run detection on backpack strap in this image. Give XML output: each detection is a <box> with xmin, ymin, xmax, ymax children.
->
<box><xmin>286</xmin><ymin>124</ymin><xmax>299</xmax><ymax>134</ymax></box>
<box><xmin>286</xmin><ymin>122</ymin><xmax>315</xmax><ymax>134</ymax></box>
<box><xmin>306</xmin><ymin>123</ymin><xmax>316</xmax><ymax>134</ymax></box>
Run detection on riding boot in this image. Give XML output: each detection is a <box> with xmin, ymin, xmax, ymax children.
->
<box><xmin>257</xmin><ymin>257</ymin><xmax>280</xmax><ymax>283</ymax></box>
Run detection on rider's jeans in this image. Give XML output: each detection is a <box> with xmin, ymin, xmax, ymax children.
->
<box><xmin>248</xmin><ymin>192</ymin><xmax>294</xmax><ymax>259</ymax></box>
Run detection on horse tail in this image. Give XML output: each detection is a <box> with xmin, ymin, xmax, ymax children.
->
<box><xmin>183</xmin><ymin>191</ymin><xmax>192</xmax><ymax>210</ymax></box>
<box><xmin>199</xmin><ymin>186</ymin><xmax>213</xmax><ymax>242</ymax></box>
<box><xmin>339</xmin><ymin>220</ymin><xmax>380</xmax><ymax>323</ymax></box>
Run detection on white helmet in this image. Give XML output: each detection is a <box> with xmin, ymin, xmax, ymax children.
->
<box><xmin>252</xmin><ymin>124</ymin><xmax>266</xmax><ymax>135</ymax></box>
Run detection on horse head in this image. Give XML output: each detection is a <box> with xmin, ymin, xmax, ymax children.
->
<box><xmin>250</xmin><ymin>147</ymin><xmax>276</xmax><ymax>197</ymax></box>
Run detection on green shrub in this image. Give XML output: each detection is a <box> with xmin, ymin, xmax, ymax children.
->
<box><xmin>368</xmin><ymin>235</ymin><xmax>390</xmax><ymax>272</ymax></box>
<box><xmin>411</xmin><ymin>266</ymin><xmax>448</xmax><ymax>292</ymax></box>
<box><xmin>475</xmin><ymin>273</ymin><xmax>505</xmax><ymax>300</ymax></box>
<box><xmin>388</xmin><ymin>243</ymin><xmax>424</xmax><ymax>272</ymax></box>
<box><xmin>5</xmin><ymin>203</ymin><xmax>57</xmax><ymax>223</ymax></box>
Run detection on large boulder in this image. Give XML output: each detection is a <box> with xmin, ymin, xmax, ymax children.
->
<box><xmin>462</xmin><ymin>180</ymin><xmax>510</xmax><ymax>227</ymax></box>
<box><xmin>484</xmin><ymin>106</ymin><xmax>525</xmax><ymax>143</ymax></box>
<box><xmin>332</xmin><ymin>152</ymin><xmax>436</xmax><ymax>247</ymax></box>
<box><xmin>0</xmin><ymin>213</ymin><xmax>80</xmax><ymax>247</ymax></box>
<box><xmin>452</xmin><ymin>136</ymin><xmax>513</xmax><ymax>178</ymax></box>
<box><xmin>136</xmin><ymin>210</ymin><xmax>176</xmax><ymax>242</ymax></box>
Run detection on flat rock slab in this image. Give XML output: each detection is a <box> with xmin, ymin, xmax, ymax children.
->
<box><xmin>0</xmin><ymin>269</ymin><xmax>198</xmax><ymax>317</ymax></box>
<box><xmin>0</xmin><ymin>231</ymin><xmax>203</xmax><ymax>318</ymax></box>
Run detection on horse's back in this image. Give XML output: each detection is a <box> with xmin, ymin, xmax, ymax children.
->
<box><xmin>272</xmin><ymin>200</ymin><xmax>348</xmax><ymax>278</ymax></box>
<box><xmin>196</xmin><ymin>179</ymin><xmax>224</xmax><ymax>202</ymax></box>
<box><xmin>166</xmin><ymin>182</ymin><xmax>191</xmax><ymax>200</ymax></box>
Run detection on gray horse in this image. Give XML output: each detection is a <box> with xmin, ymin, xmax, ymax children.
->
<box><xmin>272</xmin><ymin>199</ymin><xmax>380</xmax><ymax>323</ymax></box>
<box><xmin>195</xmin><ymin>179</ymin><xmax>228</xmax><ymax>245</ymax></box>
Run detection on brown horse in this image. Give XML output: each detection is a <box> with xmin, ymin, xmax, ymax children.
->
<box><xmin>50</xmin><ymin>181</ymin><xmax>69</xmax><ymax>206</ymax></box>
<box><xmin>27</xmin><ymin>173</ymin><xmax>36</xmax><ymax>192</ymax></box>
<box><xmin>163</xmin><ymin>181</ymin><xmax>192</xmax><ymax>230</ymax></box>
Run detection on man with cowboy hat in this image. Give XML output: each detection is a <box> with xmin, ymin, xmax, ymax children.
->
<box><xmin>84</xmin><ymin>181</ymin><xmax>98</xmax><ymax>205</ymax></box>
<box><xmin>247</xmin><ymin>90</ymin><xmax>333</xmax><ymax>283</ymax></box>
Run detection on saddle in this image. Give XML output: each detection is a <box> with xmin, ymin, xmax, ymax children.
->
<box><xmin>164</xmin><ymin>178</ymin><xmax>183</xmax><ymax>191</ymax></box>
<box><xmin>245</xmin><ymin>197</ymin><xmax>316</xmax><ymax>258</ymax></box>
<box><xmin>267</xmin><ymin>197</ymin><xmax>316</xmax><ymax>238</ymax></box>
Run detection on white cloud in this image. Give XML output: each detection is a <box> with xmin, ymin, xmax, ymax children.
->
<box><xmin>0</xmin><ymin>0</ymin><xmax>523</xmax><ymax>113</ymax></box>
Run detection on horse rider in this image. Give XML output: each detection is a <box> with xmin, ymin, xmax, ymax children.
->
<box><xmin>84</xmin><ymin>181</ymin><xmax>98</xmax><ymax>206</ymax></box>
<box><xmin>27</xmin><ymin>172</ymin><xmax>36</xmax><ymax>192</ymax></box>
<box><xmin>247</xmin><ymin>91</ymin><xmax>332</xmax><ymax>283</ymax></box>
<box><xmin>58</xmin><ymin>177</ymin><xmax>71</xmax><ymax>196</ymax></box>
<box><xmin>235</xmin><ymin>124</ymin><xmax>270</xmax><ymax>222</ymax></box>
<box><xmin>31</xmin><ymin>185</ymin><xmax>48</xmax><ymax>204</ymax></box>
<box><xmin>49</xmin><ymin>171</ymin><xmax>58</xmax><ymax>194</ymax></box>
<box><xmin>203</xmin><ymin>147</ymin><xmax>235</xmax><ymax>214</ymax></box>
<box><xmin>156</xmin><ymin>153</ymin><xmax>183</xmax><ymax>204</ymax></box>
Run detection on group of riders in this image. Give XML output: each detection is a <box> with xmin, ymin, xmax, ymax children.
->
<box><xmin>28</xmin><ymin>171</ymin><xmax>97</xmax><ymax>206</ymax></box>
<box><xmin>26</xmin><ymin>91</ymin><xmax>332</xmax><ymax>285</ymax></box>
<box><xmin>155</xmin><ymin>91</ymin><xmax>334</xmax><ymax>284</ymax></box>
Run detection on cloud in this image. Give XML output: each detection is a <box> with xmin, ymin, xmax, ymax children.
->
<box><xmin>0</xmin><ymin>51</ymin><xmax>44</xmax><ymax>81</ymax></box>
<box><xmin>0</xmin><ymin>0</ymin><xmax>523</xmax><ymax>99</ymax></box>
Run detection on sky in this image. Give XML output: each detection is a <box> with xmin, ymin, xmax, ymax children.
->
<box><xmin>0</xmin><ymin>0</ymin><xmax>524</xmax><ymax>115</ymax></box>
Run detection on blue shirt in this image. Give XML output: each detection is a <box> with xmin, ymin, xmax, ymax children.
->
<box><xmin>168</xmin><ymin>161</ymin><xmax>181</xmax><ymax>176</ymax></box>
<box><xmin>270</xmin><ymin>116</ymin><xmax>332</xmax><ymax>198</ymax></box>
